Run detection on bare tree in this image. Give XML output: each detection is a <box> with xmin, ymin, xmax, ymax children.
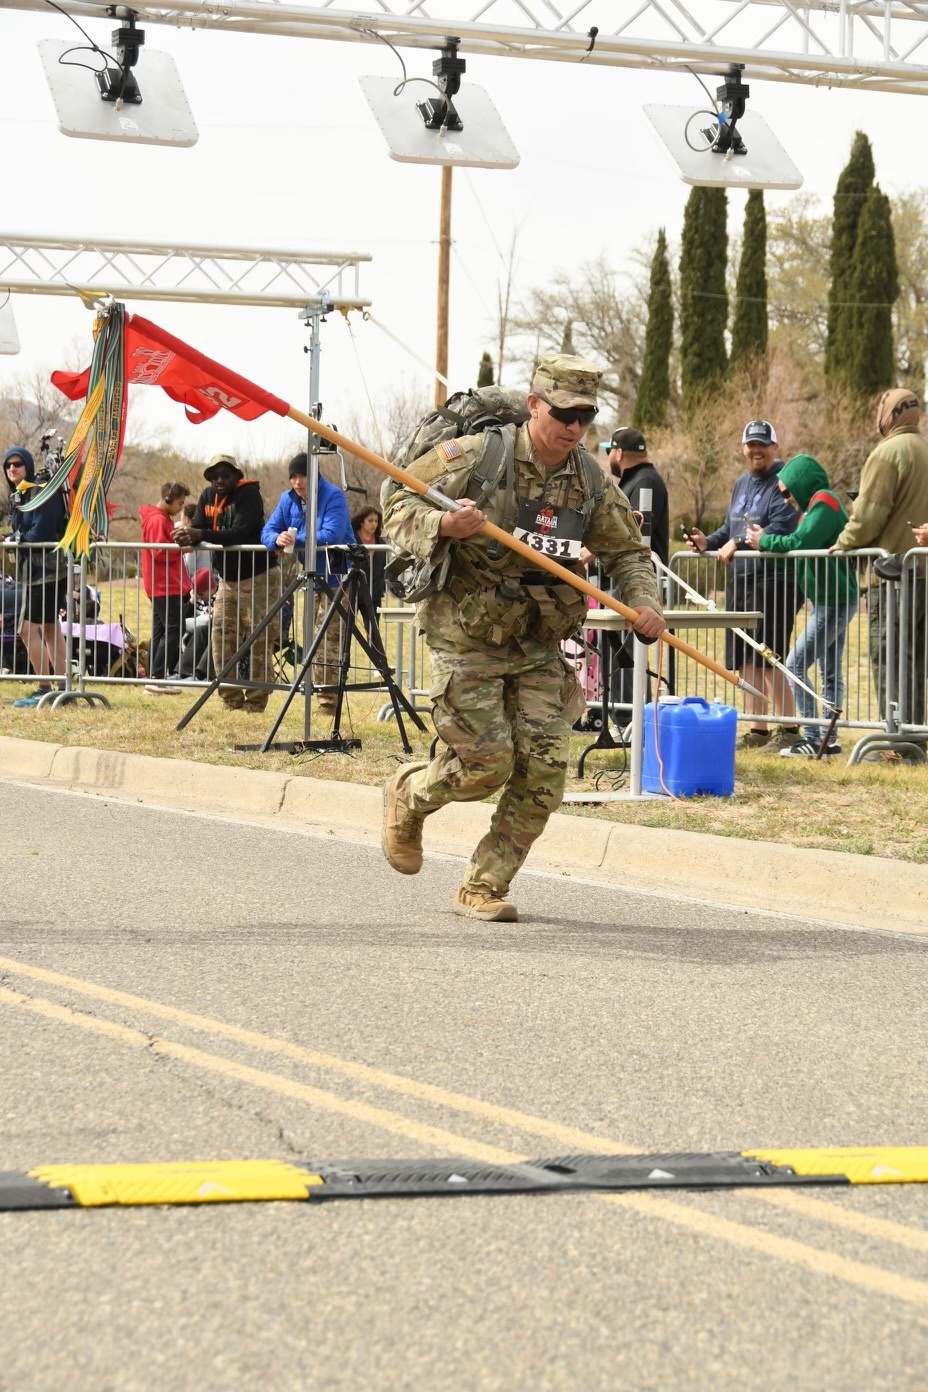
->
<box><xmin>0</xmin><ymin>366</ymin><xmax>78</xmax><ymax>458</ymax></box>
<box><xmin>495</xmin><ymin>228</ymin><xmax>520</xmax><ymax>386</ymax></box>
<box><xmin>336</xmin><ymin>380</ymin><xmax>433</xmax><ymax>503</ymax></box>
<box><xmin>507</xmin><ymin>252</ymin><xmax>652</xmax><ymax>418</ymax></box>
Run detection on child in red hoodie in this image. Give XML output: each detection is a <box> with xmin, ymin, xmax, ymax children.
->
<box><xmin>140</xmin><ymin>480</ymin><xmax>191</xmax><ymax>688</ymax></box>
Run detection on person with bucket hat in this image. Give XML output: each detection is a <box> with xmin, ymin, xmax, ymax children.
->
<box><xmin>174</xmin><ymin>454</ymin><xmax>277</xmax><ymax>712</ymax></box>
<box><xmin>380</xmin><ymin>353</ymin><xmax>664</xmax><ymax>923</ymax></box>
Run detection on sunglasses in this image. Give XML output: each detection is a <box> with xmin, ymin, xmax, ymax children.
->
<box><xmin>539</xmin><ymin>396</ymin><xmax>597</xmax><ymax>428</ymax></box>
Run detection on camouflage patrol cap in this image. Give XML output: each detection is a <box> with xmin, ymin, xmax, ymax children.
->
<box><xmin>531</xmin><ymin>353</ymin><xmax>602</xmax><ymax>409</ymax></box>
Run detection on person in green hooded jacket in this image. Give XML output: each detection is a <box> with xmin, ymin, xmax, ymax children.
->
<box><xmin>746</xmin><ymin>454</ymin><xmax>858</xmax><ymax>757</ymax></box>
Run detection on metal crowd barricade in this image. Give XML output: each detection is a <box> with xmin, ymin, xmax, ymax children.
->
<box><xmin>0</xmin><ymin>541</ymin><xmax>95</xmax><ymax>708</ymax></box>
<box><xmin>900</xmin><ymin>547</ymin><xmax>928</xmax><ymax>740</ymax></box>
<box><xmin>0</xmin><ymin>538</ymin><xmax>413</xmax><ymax>707</ymax></box>
<box><xmin>5</xmin><ymin>538</ymin><xmax>923</xmax><ymax>761</ymax></box>
<box><xmin>848</xmin><ymin>544</ymin><xmax>928</xmax><ymax>762</ymax></box>
<box><xmin>664</xmin><ymin>547</ymin><xmax>899</xmax><ymax>748</ymax></box>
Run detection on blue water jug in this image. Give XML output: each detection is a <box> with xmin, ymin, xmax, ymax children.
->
<box><xmin>642</xmin><ymin>696</ymin><xmax>737</xmax><ymax>797</ymax></box>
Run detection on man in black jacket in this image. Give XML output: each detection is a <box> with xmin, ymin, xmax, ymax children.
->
<box><xmin>599</xmin><ymin>427</ymin><xmax>672</xmax><ymax>706</ymax></box>
<box><xmin>601</xmin><ymin>428</ymin><xmax>669</xmax><ymax>565</ymax></box>
<box><xmin>174</xmin><ymin>454</ymin><xmax>278</xmax><ymax>711</ymax></box>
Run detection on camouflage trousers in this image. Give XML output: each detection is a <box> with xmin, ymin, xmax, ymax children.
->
<box><xmin>212</xmin><ymin>576</ymin><xmax>279</xmax><ymax>711</ymax></box>
<box><xmin>405</xmin><ymin>644</ymin><xmax>586</xmax><ymax>896</ymax></box>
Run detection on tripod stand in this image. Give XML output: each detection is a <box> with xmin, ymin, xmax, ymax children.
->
<box><xmin>175</xmin><ymin>553</ymin><xmax>427</xmax><ymax>754</ymax></box>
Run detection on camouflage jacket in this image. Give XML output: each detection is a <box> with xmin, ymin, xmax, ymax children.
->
<box><xmin>382</xmin><ymin>422</ymin><xmax>662</xmax><ymax>656</ymax></box>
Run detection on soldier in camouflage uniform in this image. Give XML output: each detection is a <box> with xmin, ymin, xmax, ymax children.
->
<box><xmin>381</xmin><ymin>354</ymin><xmax>665</xmax><ymax>922</ymax></box>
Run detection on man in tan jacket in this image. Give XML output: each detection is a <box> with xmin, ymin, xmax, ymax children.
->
<box><xmin>834</xmin><ymin>389</ymin><xmax>928</xmax><ymax>752</ymax></box>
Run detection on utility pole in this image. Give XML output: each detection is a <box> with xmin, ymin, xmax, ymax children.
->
<box><xmin>434</xmin><ymin>166</ymin><xmax>453</xmax><ymax>406</ymax></box>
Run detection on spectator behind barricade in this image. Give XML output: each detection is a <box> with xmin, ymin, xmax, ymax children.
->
<box><xmin>686</xmin><ymin>420</ymin><xmax>802</xmax><ymax>751</ymax></box>
<box><xmin>1</xmin><ymin>573</ymin><xmax>27</xmax><ymax>674</ymax></box>
<box><xmin>3</xmin><ymin>445</ymin><xmax>68</xmax><ymax>708</ymax></box>
<box><xmin>174</xmin><ymin>566</ymin><xmax>217</xmax><ymax>682</ymax></box>
<box><xmin>598</xmin><ymin>428</ymin><xmax>670</xmax><ymax>565</ymax></box>
<box><xmin>832</xmin><ymin>389</ymin><xmax>928</xmax><ymax>760</ymax></box>
<box><xmin>746</xmin><ymin>454</ymin><xmax>858</xmax><ymax>758</ymax></box>
<box><xmin>261</xmin><ymin>454</ymin><xmax>355</xmax><ymax>718</ymax></box>
<box><xmin>352</xmin><ymin>507</ymin><xmax>387</xmax><ymax>603</ymax></box>
<box><xmin>174</xmin><ymin>454</ymin><xmax>278</xmax><ymax>713</ymax></box>
<box><xmin>179</xmin><ymin>500</ymin><xmax>212</xmax><ymax>579</ymax></box>
<box><xmin>351</xmin><ymin>506</ymin><xmax>388</xmax><ymax>663</ymax></box>
<box><xmin>596</xmin><ymin>427</ymin><xmax>672</xmax><ymax>709</ymax></box>
<box><xmin>139</xmin><ymin>480</ymin><xmax>191</xmax><ymax>692</ymax></box>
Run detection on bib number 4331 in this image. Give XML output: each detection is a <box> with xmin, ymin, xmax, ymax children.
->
<box><xmin>513</xmin><ymin>499</ymin><xmax>584</xmax><ymax>561</ymax></box>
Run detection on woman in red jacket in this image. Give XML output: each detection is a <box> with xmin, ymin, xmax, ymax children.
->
<box><xmin>140</xmin><ymin>480</ymin><xmax>191</xmax><ymax>688</ymax></box>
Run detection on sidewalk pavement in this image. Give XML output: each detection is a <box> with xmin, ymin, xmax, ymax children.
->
<box><xmin>1</xmin><ymin>735</ymin><xmax>924</xmax><ymax>936</ymax></box>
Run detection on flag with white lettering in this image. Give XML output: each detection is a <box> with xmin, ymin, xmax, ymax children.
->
<box><xmin>52</xmin><ymin>313</ymin><xmax>289</xmax><ymax>424</ymax></box>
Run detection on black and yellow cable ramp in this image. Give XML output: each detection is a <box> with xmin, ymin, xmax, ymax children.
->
<box><xmin>2</xmin><ymin>1148</ymin><xmax>927</xmax><ymax>1213</ymax></box>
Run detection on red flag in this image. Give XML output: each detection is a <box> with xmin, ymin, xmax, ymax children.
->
<box><xmin>52</xmin><ymin>313</ymin><xmax>290</xmax><ymax>424</ymax></box>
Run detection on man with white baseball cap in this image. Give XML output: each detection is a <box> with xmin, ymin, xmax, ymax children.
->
<box><xmin>686</xmin><ymin>419</ymin><xmax>802</xmax><ymax>750</ymax></box>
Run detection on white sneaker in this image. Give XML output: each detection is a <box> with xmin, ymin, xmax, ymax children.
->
<box><xmin>144</xmin><ymin>683</ymin><xmax>183</xmax><ymax>695</ymax></box>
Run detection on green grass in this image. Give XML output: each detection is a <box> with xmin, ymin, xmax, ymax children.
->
<box><xmin>1</xmin><ymin>680</ymin><xmax>926</xmax><ymax>863</ymax></box>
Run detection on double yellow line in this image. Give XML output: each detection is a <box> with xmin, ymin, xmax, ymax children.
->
<box><xmin>2</xmin><ymin>952</ymin><xmax>927</xmax><ymax>1310</ymax></box>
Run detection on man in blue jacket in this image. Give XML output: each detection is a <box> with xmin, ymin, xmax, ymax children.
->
<box><xmin>686</xmin><ymin>420</ymin><xmax>802</xmax><ymax>749</ymax></box>
<box><xmin>262</xmin><ymin>453</ymin><xmax>355</xmax><ymax>717</ymax></box>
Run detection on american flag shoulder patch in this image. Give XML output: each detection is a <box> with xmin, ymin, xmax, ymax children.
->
<box><xmin>439</xmin><ymin>439</ymin><xmax>464</xmax><ymax>461</ymax></box>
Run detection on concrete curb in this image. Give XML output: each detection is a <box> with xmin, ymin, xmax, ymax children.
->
<box><xmin>1</xmin><ymin>735</ymin><xmax>925</xmax><ymax>935</ymax></box>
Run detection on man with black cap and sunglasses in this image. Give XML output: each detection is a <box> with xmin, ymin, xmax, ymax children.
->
<box><xmin>600</xmin><ymin>427</ymin><xmax>669</xmax><ymax>566</ymax></box>
<box><xmin>381</xmin><ymin>353</ymin><xmax>664</xmax><ymax>923</ymax></box>
<box><xmin>686</xmin><ymin>419</ymin><xmax>801</xmax><ymax>749</ymax></box>
<box><xmin>598</xmin><ymin>426</ymin><xmax>671</xmax><ymax>708</ymax></box>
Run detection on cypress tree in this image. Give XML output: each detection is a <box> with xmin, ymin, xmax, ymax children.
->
<box><xmin>847</xmin><ymin>185</ymin><xmax>899</xmax><ymax>397</ymax></box>
<box><xmin>679</xmin><ymin>186</ymin><xmax>728</xmax><ymax>417</ymax></box>
<box><xmin>476</xmin><ymin>351</ymin><xmax>494</xmax><ymax>387</ymax></box>
<box><xmin>633</xmin><ymin>229</ymin><xmax>673</xmax><ymax>430</ymax></box>
<box><xmin>730</xmin><ymin>190</ymin><xmax>768</xmax><ymax>371</ymax></box>
<box><xmin>825</xmin><ymin>131</ymin><xmax>875</xmax><ymax>382</ymax></box>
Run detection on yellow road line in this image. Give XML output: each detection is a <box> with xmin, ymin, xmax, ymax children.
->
<box><xmin>0</xmin><ymin>954</ymin><xmax>630</xmax><ymax>1154</ymax></box>
<box><xmin>2</xmin><ymin>955</ymin><xmax>925</xmax><ymax>1253</ymax></box>
<box><xmin>4</xmin><ymin>982</ymin><xmax>928</xmax><ymax>1312</ymax></box>
<box><xmin>5</xmin><ymin>953</ymin><xmax>927</xmax><ymax>1258</ymax></box>
<box><xmin>597</xmin><ymin>1193</ymin><xmax>928</xmax><ymax>1310</ymax></box>
<box><xmin>0</xmin><ymin>988</ymin><xmax>519</xmax><ymax>1166</ymax></box>
<box><xmin>753</xmin><ymin>1190</ymin><xmax>928</xmax><ymax>1253</ymax></box>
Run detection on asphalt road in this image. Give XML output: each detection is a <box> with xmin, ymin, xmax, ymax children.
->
<box><xmin>0</xmin><ymin>777</ymin><xmax>926</xmax><ymax>1392</ymax></box>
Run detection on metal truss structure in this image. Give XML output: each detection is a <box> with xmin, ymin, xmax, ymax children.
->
<box><xmin>0</xmin><ymin>234</ymin><xmax>371</xmax><ymax>309</ymax></box>
<box><xmin>4</xmin><ymin>0</ymin><xmax>928</xmax><ymax>96</ymax></box>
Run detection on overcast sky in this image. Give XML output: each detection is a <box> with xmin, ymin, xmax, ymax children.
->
<box><xmin>2</xmin><ymin>6</ymin><xmax>927</xmax><ymax>469</ymax></box>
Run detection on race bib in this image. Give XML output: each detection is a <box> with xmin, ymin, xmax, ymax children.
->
<box><xmin>513</xmin><ymin>499</ymin><xmax>584</xmax><ymax>560</ymax></box>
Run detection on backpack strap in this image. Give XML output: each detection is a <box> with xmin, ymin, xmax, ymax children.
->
<box><xmin>574</xmin><ymin>445</ymin><xmax>606</xmax><ymax>520</ymax></box>
<box><xmin>808</xmin><ymin>490</ymin><xmax>840</xmax><ymax>512</ymax></box>
<box><xmin>464</xmin><ymin>424</ymin><xmax>516</xmax><ymax>560</ymax></box>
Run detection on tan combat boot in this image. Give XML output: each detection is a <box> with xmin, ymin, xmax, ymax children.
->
<box><xmin>453</xmin><ymin>887</ymin><xmax>519</xmax><ymax>922</ymax></box>
<box><xmin>381</xmin><ymin>763</ymin><xmax>429</xmax><ymax>874</ymax></box>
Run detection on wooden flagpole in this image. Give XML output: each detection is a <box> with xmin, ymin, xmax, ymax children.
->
<box><xmin>291</xmin><ymin>406</ymin><xmax>764</xmax><ymax>698</ymax></box>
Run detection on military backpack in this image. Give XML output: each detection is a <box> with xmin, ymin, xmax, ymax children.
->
<box><xmin>384</xmin><ymin>386</ymin><xmax>604</xmax><ymax>602</ymax></box>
